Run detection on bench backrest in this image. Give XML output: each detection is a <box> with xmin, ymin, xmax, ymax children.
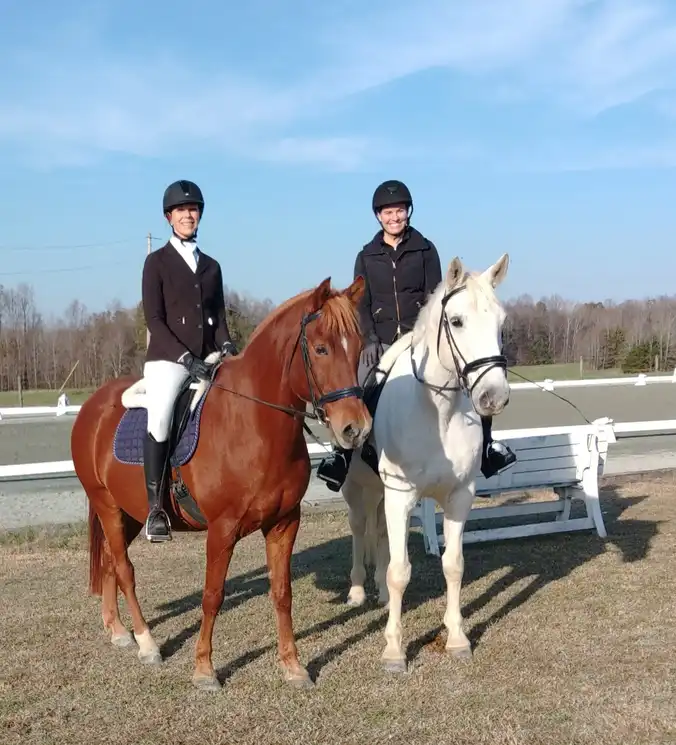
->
<box><xmin>476</xmin><ymin>418</ymin><xmax>614</xmax><ymax>495</ymax></box>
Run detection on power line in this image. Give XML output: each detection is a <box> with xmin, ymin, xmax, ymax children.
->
<box><xmin>0</xmin><ymin>238</ymin><xmax>141</xmax><ymax>252</ymax></box>
<box><xmin>0</xmin><ymin>261</ymin><xmax>130</xmax><ymax>277</ymax></box>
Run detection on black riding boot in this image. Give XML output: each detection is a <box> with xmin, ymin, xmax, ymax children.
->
<box><xmin>143</xmin><ymin>433</ymin><xmax>172</xmax><ymax>542</ymax></box>
<box><xmin>480</xmin><ymin>416</ymin><xmax>517</xmax><ymax>480</ymax></box>
<box><xmin>316</xmin><ymin>446</ymin><xmax>353</xmax><ymax>492</ymax></box>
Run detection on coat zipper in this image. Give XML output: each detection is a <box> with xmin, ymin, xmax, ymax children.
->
<box><xmin>392</xmin><ymin>258</ymin><xmax>402</xmax><ymax>338</ymax></box>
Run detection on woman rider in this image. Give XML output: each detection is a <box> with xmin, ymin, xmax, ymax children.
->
<box><xmin>316</xmin><ymin>179</ymin><xmax>516</xmax><ymax>492</ymax></box>
<box><xmin>141</xmin><ymin>179</ymin><xmax>237</xmax><ymax>542</ymax></box>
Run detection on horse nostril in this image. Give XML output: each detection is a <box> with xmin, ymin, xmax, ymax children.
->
<box><xmin>342</xmin><ymin>423</ymin><xmax>356</xmax><ymax>440</ymax></box>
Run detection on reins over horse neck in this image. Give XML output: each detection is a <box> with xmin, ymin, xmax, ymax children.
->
<box><xmin>206</xmin><ymin>303</ymin><xmax>363</xmax><ymax>429</ymax></box>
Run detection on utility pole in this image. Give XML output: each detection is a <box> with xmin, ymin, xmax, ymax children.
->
<box><xmin>146</xmin><ymin>232</ymin><xmax>152</xmax><ymax>348</ymax></box>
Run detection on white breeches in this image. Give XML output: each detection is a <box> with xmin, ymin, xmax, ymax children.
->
<box><xmin>143</xmin><ymin>360</ymin><xmax>190</xmax><ymax>442</ymax></box>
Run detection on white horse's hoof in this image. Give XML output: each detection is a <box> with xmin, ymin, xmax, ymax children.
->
<box><xmin>382</xmin><ymin>658</ymin><xmax>407</xmax><ymax>674</ymax></box>
<box><xmin>447</xmin><ymin>645</ymin><xmax>473</xmax><ymax>661</ymax></box>
<box><xmin>346</xmin><ymin>588</ymin><xmax>366</xmax><ymax>607</ymax></box>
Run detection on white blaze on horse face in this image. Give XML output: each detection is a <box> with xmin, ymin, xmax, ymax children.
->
<box><xmin>341</xmin><ymin>335</ymin><xmax>348</xmax><ymax>354</ymax></box>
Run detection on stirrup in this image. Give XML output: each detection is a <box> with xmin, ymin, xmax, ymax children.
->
<box><xmin>145</xmin><ymin>508</ymin><xmax>172</xmax><ymax>542</ymax></box>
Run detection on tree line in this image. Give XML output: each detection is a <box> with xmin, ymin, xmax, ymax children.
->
<box><xmin>0</xmin><ymin>283</ymin><xmax>673</xmax><ymax>393</ymax></box>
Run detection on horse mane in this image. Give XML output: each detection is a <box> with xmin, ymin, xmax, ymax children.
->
<box><xmin>412</xmin><ymin>269</ymin><xmax>500</xmax><ymax>346</ymax></box>
<box><xmin>244</xmin><ymin>283</ymin><xmax>361</xmax><ymax>353</ymax></box>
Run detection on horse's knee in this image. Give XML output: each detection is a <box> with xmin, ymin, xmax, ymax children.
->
<box><xmin>386</xmin><ymin>560</ymin><xmax>411</xmax><ymax>593</ymax></box>
<box><xmin>202</xmin><ymin>587</ymin><xmax>225</xmax><ymax>617</ymax></box>
<box><xmin>441</xmin><ymin>547</ymin><xmax>464</xmax><ymax>582</ymax></box>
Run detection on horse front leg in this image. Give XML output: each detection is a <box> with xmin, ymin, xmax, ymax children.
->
<box><xmin>192</xmin><ymin>519</ymin><xmax>236</xmax><ymax>691</ymax></box>
<box><xmin>442</xmin><ymin>484</ymin><xmax>475</xmax><ymax>659</ymax></box>
<box><xmin>263</xmin><ymin>503</ymin><xmax>312</xmax><ymax>688</ymax></box>
<box><xmin>381</xmin><ymin>488</ymin><xmax>416</xmax><ymax>673</ymax></box>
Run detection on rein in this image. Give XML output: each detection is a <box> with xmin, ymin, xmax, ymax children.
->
<box><xmin>203</xmin><ymin>305</ymin><xmax>363</xmax><ymax>427</ymax></box>
<box><xmin>411</xmin><ymin>284</ymin><xmax>507</xmax><ymax>397</ymax></box>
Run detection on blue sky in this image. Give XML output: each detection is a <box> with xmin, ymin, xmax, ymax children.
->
<box><xmin>2</xmin><ymin>0</ymin><xmax>676</xmax><ymax>318</ymax></box>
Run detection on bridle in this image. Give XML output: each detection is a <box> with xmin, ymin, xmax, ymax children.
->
<box><xmin>209</xmin><ymin>305</ymin><xmax>363</xmax><ymax>426</ymax></box>
<box><xmin>297</xmin><ymin>309</ymin><xmax>363</xmax><ymax>424</ymax></box>
<box><xmin>411</xmin><ymin>284</ymin><xmax>507</xmax><ymax>397</ymax></box>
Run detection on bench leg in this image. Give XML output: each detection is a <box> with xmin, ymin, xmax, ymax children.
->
<box><xmin>581</xmin><ymin>478</ymin><xmax>607</xmax><ymax>539</ymax></box>
<box><xmin>554</xmin><ymin>486</ymin><xmax>572</xmax><ymax>522</ymax></box>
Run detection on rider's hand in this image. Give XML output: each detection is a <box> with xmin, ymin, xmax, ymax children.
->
<box><xmin>361</xmin><ymin>341</ymin><xmax>382</xmax><ymax>369</ymax></box>
<box><xmin>180</xmin><ymin>353</ymin><xmax>210</xmax><ymax>381</ymax></box>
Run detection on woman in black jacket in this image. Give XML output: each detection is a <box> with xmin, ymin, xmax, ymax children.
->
<box><xmin>141</xmin><ymin>180</ymin><xmax>237</xmax><ymax>542</ymax></box>
<box><xmin>316</xmin><ymin>179</ymin><xmax>516</xmax><ymax>492</ymax></box>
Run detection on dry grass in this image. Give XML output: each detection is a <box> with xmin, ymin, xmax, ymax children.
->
<box><xmin>2</xmin><ymin>474</ymin><xmax>676</xmax><ymax>745</ymax></box>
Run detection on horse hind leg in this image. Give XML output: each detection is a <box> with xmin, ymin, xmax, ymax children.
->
<box><xmin>89</xmin><ymin>497</ymin><xmax>161</xmax><ymax>665</ymax></box>
<box><xmin>343</xmin><ymin>475</ymin><xmax>369</xmax><ymax>607</ymax></box>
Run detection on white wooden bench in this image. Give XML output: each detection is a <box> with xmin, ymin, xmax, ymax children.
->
<box><xmin>411</xmin><ymin>416</ymin><xmax>617</xmax><ymax>556</ymax></box>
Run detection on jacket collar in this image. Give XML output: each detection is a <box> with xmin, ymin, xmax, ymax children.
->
<box><xmin>362</xmin><ymin>226</ymin><xmax>428</xmax><ymax>256</ymax></box>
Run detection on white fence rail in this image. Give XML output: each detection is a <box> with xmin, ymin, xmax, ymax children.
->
<box><xmin>1</xmin><ymin>370</ymin><xmax>675</xmax><ymax>421</ymax></box>
<box><xmin>2</xmin><ymin>419</ymin><xmax>676</xmax><ymax>482</ymax></box>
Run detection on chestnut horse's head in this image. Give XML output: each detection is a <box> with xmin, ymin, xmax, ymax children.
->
<box><xmin>291</xmin><ymin>276</ymin><xmax>372</xmax><ymax>450</ymax></box>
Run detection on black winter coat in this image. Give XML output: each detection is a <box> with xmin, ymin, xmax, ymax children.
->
<box><xmin>353</xmin><ymin>227</ymin><xmax>442</xmax><ymax>346</ymax></box>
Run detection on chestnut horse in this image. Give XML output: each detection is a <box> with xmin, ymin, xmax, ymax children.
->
<box><xmin>70</xmin><ymin>276</ymin><xmax>371</xmax><ymax>691</ymax></box>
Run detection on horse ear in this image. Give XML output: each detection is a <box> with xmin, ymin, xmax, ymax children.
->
<box><xmin>482</xmin><ymin>253</ymin><xmax>509</xmax><ymax>288</ymax></box>
<box><xmin>445</xmin><ymin>257</ymin><xmax>464</xmax><ymax>290</ymax></box>
<box><xmin>311</xmin><ymin>277</ymin><xmax>333</xmax><ymax>309</ymax></box>
<box><xmin>343</xmin><ymin>275</ymin><xmax>365</xmax><ymax>305</ymax></box>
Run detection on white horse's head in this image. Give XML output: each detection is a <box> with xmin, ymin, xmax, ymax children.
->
<box><xmin>414</xmin><ymin>253</ymin><xmax>510</xmax><ymax>416</ymax></box>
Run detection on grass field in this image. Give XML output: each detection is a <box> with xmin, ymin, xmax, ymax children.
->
<box><xmin>1</xmin><ymin>472</ymin><xmax>675</xmax><ymax>744</ymax></box>
<box><xmin>0</xmin><ymin>363</ymin><xmax>666</xmax><ymax>408</ymax></box>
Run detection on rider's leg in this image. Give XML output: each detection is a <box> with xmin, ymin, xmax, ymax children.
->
<box><xmin>317</xmin><ymin>344</ymin><xmax>387</xmax><ymax>491</ymax></box>
<box><xmin>480</xmin><ymin>415</ymin><xmax>516</xmax><ymax>480</ymax></box>
<box><xmin>142</xmin><ymin>360</ymin><xmax>190</xmax><ymax>541</ymax></box>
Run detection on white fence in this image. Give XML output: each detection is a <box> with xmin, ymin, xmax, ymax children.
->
<box><xmin>2</xmin><ymin>371</ymin><xmax>676</xmax><ymax>482</ymax></box>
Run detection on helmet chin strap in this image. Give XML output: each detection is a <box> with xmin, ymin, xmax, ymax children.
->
<box><xmin>172</xmin><ymin>227</ymin><xmax>198</xmax><ymax>244</ymax></box>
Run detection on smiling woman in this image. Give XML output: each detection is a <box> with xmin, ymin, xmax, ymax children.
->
<box><xmin>140</xmin><ymin>179</ymin><xmax>238</xmax><ymax>542</ymax></box>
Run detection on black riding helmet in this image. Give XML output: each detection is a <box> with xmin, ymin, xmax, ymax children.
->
<box><xmin>372</xmin><ymin>179</ymin><xmax>413</xmax><ymax>214</ymax></box>
<box><xmin>163</xmin><ymin>180</ymin><xmax>205</xmax><ymax>215</ymax></box>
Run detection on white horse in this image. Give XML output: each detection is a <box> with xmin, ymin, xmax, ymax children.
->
<box><xmin>341</xmin><ymin>253</ymin><xmax>510</xmax><ymax>673</ymax></box>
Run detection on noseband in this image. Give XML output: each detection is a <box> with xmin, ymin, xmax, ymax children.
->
<box><xmin>412</xmin><ymin>284</ymin><xmax>507</xmax><ymax>396</ymax></box>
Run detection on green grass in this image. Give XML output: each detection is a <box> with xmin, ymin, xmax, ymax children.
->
<box><xmin>0</xmin><ymin>388</ymin><xmax>94</xmax><ymax>407</ymax></box>
<box><xmin>0</xmin><ymin>362</ymin><xmax>665</xmax><ymax>408</ymax></box>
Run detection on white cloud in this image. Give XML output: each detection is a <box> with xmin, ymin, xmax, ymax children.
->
<box><xmin>2</xmin><ymin>0</ymin><xmax>676</xmax><ymax>170</ymax></box>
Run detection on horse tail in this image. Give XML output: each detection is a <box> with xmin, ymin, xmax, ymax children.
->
<box><xmin>88</xmin><ymin>502</ymin><xmax>105</xmax><ymax>596</ymax></box>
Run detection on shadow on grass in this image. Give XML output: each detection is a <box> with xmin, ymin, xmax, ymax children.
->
<box><xmin>152</xmin><ymin>486</ymin><xmax>658</xmax><ymax>684</ymax></box>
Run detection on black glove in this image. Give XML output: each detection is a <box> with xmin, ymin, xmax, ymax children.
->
<box><xmin>361</xmin><ymin>341</ymin><xmax>382</xmax><ymax>369</ymax></box>
<box><xmin>221</xmin><ymin>340</ymin><xmax>238</xmax><ymax>357</ymax></box>
<box><xmin>180</xmin><ymin>353</ymin><xmax>210</xmax><ymax>381</ymax></box>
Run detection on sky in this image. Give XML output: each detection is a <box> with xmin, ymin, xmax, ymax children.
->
<box><xmin>2</xmin><ymin>0</ymin><xmax>676</xmax><ymax>319</ymax></box>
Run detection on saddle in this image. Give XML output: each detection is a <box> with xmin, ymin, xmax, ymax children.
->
<box><xmin>112</xmin><ymin>352</ymin><xmax>223</xmax><ymax>527</ymax></box>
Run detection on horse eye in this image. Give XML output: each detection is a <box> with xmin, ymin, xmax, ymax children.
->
<box><xmin>315</xmin><ymin>345</ymin><xmax>328</xmax><ymax>355</ymax></box>
<box><xmin>450</xmin><ymin>316</ymin><xmax>463</xmax><ymax>328</ymax></box>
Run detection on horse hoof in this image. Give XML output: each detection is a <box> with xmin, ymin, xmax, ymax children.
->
<box><xmin>382</xmin><ymin>659</ymin><xmax>407</xmax><ymax>674</ymax></box>
<box><xmin>111</xmin><ymin>631</ymin><xmax>135</xmax><ymax>649</ymax></box>
<box><xmin>138</xmin><ymin>651</ymin><xmax>163</xmax><ymax>666</ymax></box>
<box><xmin>346</xmin><ymin>590</ymin><xmax>366</xmax><ymax>607</ymax></box>
<box><xmin>285</xmin><ymin>669</ymin><xmax>314</xmax><ymax>689</ymax></box>
<box><xmin>192</xmin><ymin>675</ymin><xmax>221</xmax><ymax>692</ymax></box>
<box><xmin>447</xmin><ymin>646</ymin><xmax>473</xmax><ymax>661</ymax></box>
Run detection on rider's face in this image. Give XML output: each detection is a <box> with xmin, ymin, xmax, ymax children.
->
<box><xmin>377</xmin><ymin>204</ymin><xmax>408</xmax><ymax>236</ymax></box>
<box><xmin>167</xmin><ymin>204</ymin><xmax>201</xmax><ymax>240</ymax></box>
